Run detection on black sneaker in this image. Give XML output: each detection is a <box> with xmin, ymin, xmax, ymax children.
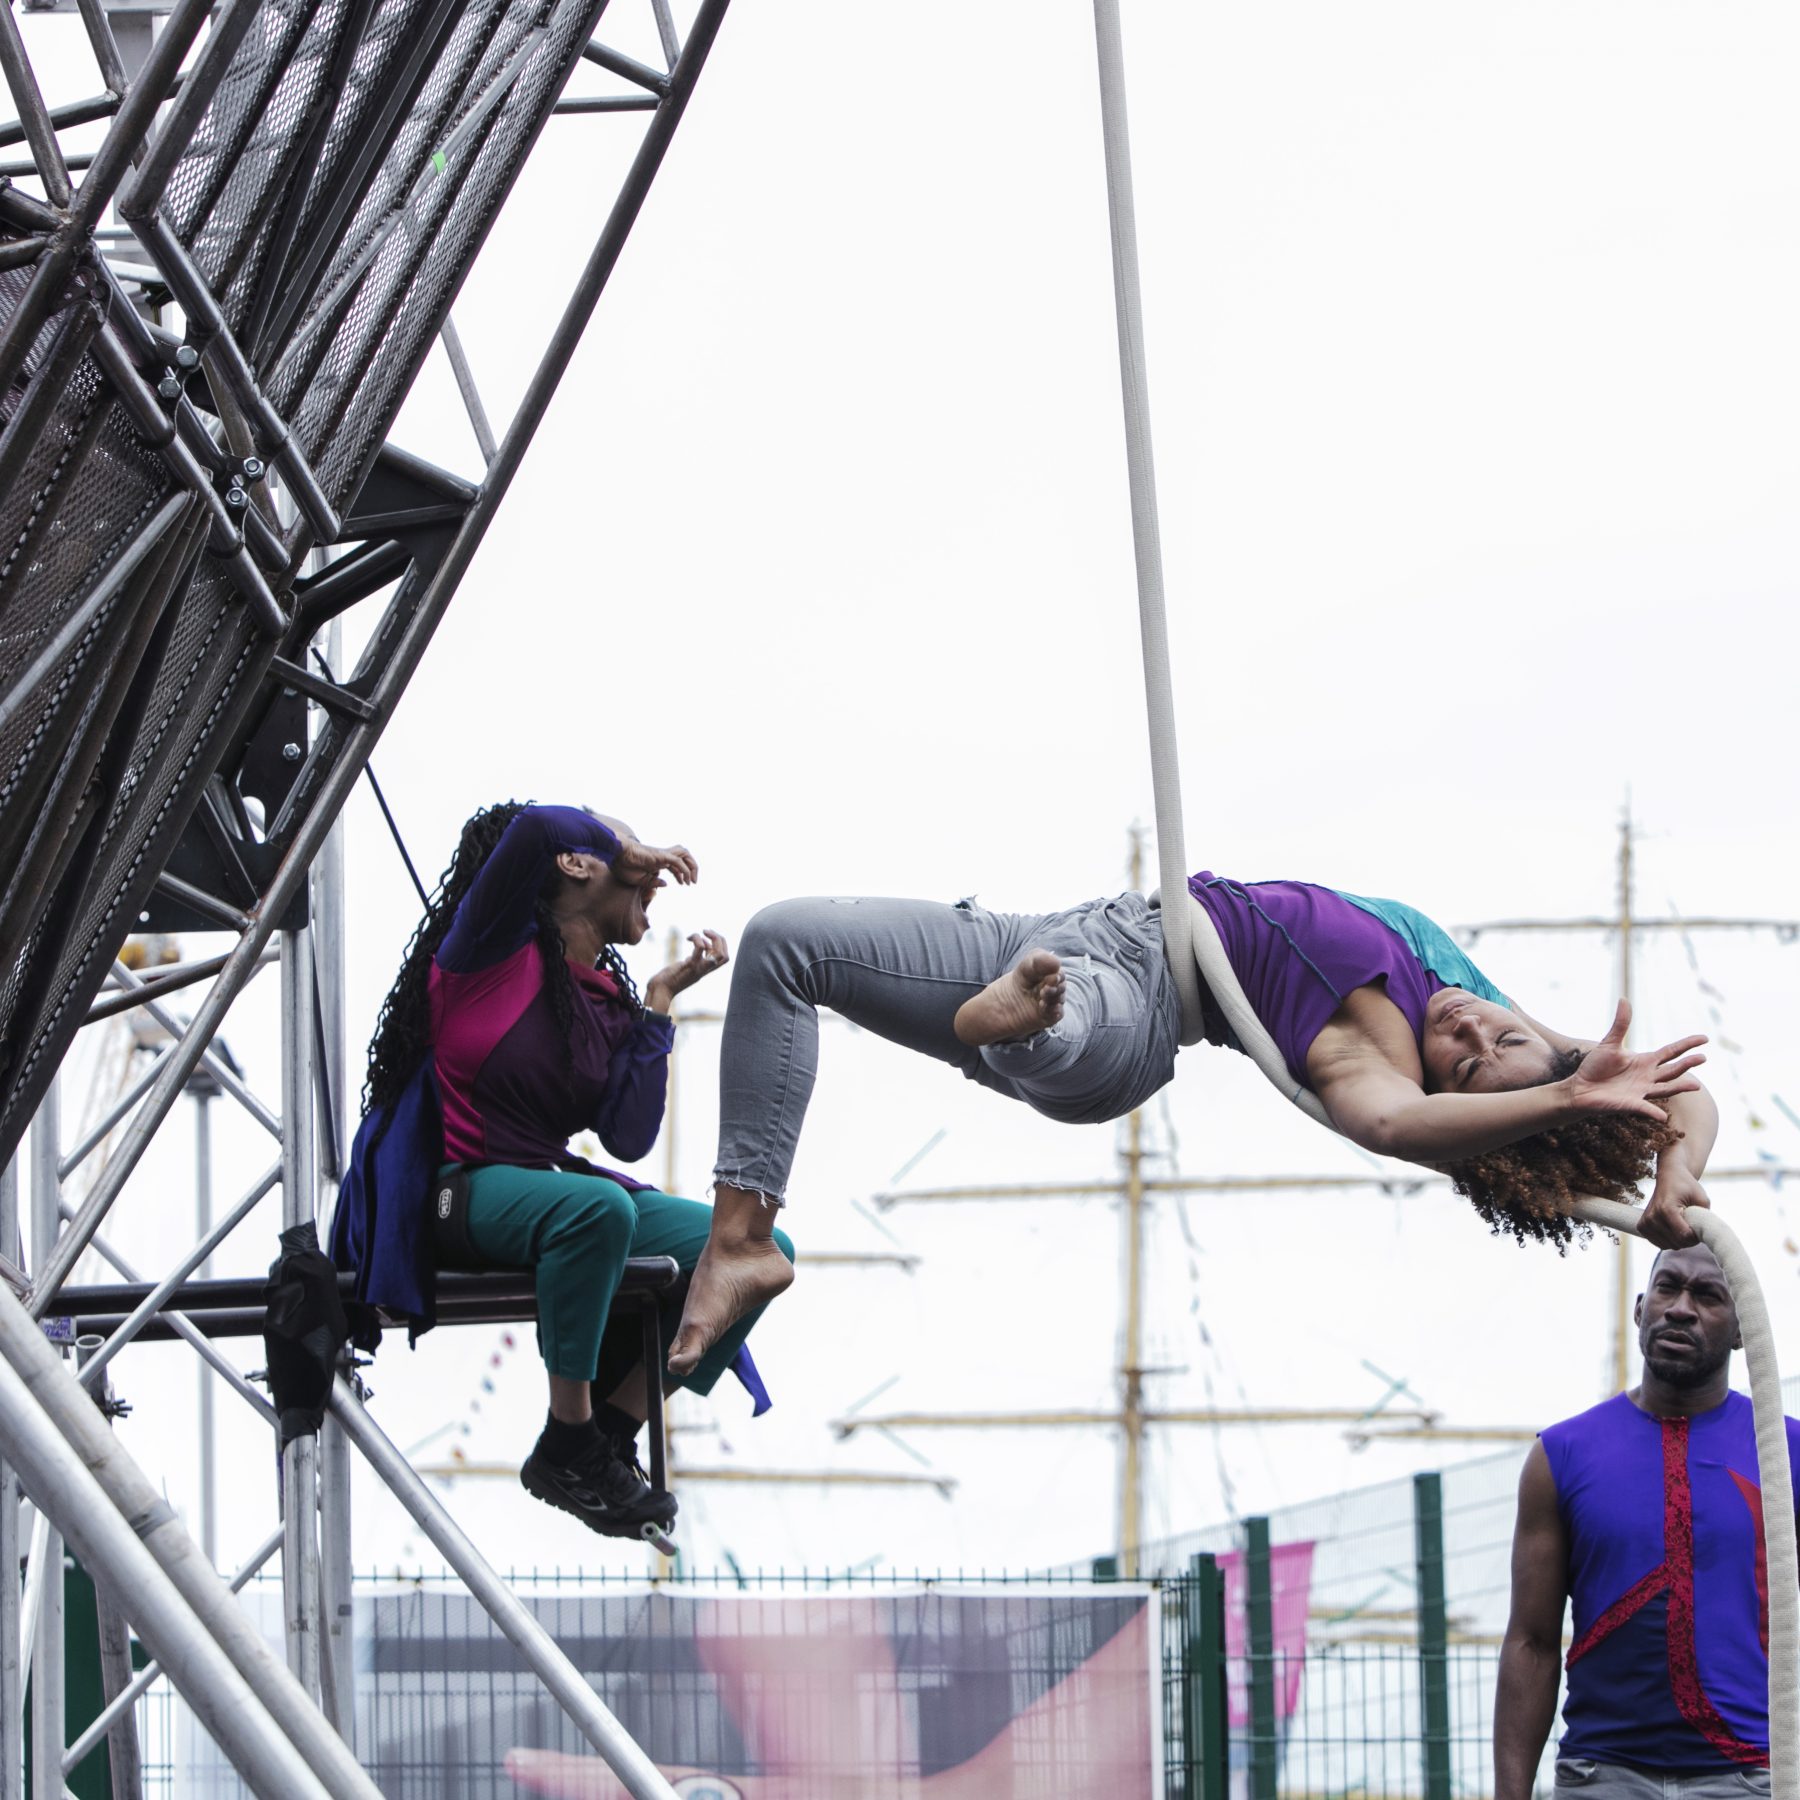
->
<box><xmin>606</xmin><ymin>1430</ymin><xmax>679</xmax><ymax>1530</ymax></box>
<box><xmin>520</xmin><ymin>1431</ymin><xmax>675</xmax><ymax>1539</ymax></box>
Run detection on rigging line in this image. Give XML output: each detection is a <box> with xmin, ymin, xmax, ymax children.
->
<box><xmin>311</xmin><ymin>962</ymin><xmax>340</xmax><ymax>1184</ymax></box>
<box><xmin>311</xmin><ymin>647</ymin><xmax>429</xmax><ymax>908</ymax></box>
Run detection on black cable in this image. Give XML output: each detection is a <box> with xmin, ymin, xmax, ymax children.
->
<box><xmin>362</xmin><ymin>762</ymin><xmax>430</xmax><ymax>909</ymax></box>
<box><xmin>309</xmin><ymin>647</ymin><xmax>429</xmax><ymax>909</ymax></box>
<box><xmin>310</xmin><ymin>961</ymin><xmax>340</xmax><ymax>1184</ymax></box>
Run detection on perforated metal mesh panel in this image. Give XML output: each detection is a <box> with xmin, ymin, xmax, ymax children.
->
<box><xmin>0</xmin><ymin>0</ymin><xmax>695</xmax><ymax>1159</ymax></box>
<box><xmin>0</xmin><ymin>563</ymin><xmax>257</xmax><ymax>1150</ymax></box>
<box><xmin>299</xmin><ymin>0</ymin><xmax>595</xmax><ymax>506</ymax></box>
<box><xmin>278</xmin><ymin>0</ymin><xmax>451</xmax><ymax>281</ymax></box>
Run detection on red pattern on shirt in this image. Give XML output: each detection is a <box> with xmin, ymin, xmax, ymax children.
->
<box><xmin>1728</xmin><ymin>1467</ymin><xmax>1771</xmax><ymax>1656</ymax></box>
<box><xmin>1564</xmin><ymin>1416</ymin><xmax>1766</xmax><ymax>1767</ymax></box>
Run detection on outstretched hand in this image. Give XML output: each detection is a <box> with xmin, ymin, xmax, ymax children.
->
<box><xmin>613</xmin><ymin>838</ymin><xmax>698</xmax><ymax>887</ymax></box>
<box><xmin>646</xmin><ymin>931</ymin><xmax>729</xmax><ymax>1015</ymax></box>
<box><xmin>1565</xmin><ymin>999</ymin><xmax>1706</xmax><ymax>1124</ymax></box>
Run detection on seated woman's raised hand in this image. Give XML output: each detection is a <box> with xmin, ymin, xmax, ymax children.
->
<box><xmin>646</xmin><ymin>931</ymin><xmax>730</xmax><ymax>1016</ymax></box>
<box><xmin>613</xmin><ymin>838</ymin><xmax>699</xmax><ymax>887</ymax></box>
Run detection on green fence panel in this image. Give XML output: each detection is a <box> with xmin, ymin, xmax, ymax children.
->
<box><xmin>1246</xmin><ymin>1515</ymin><xmax>1278</xmax><ymax>1800</ymax></box>
<box><xmin>1186</xmin><ymin>1552</ymin><xmax>1228</xmax><ymax>1800</ymax></box>
<box><xmin>1415</xmin><ymin>1470</ymin><xmax>1452</xmax><ymax>1800</ymax></box>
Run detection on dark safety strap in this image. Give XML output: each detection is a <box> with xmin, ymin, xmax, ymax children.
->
<box><xmin>429</xmin><ymin>1164</ymin><xmax>483</xmax><ymax>1272</ymax></box>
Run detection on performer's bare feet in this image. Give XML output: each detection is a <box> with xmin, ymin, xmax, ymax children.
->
<box><xmin>667</xmin><ymin>1186</ymin><xmax>795</xmax><ymax>1379</ymax></box>
<box><xmin>953</xmin><ymin>950</ymin><xmax>1065</xmax><ymax>1047</ymax></box>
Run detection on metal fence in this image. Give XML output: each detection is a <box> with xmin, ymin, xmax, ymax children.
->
<box><xmin>111</xmin><ymin>1391</ymin><xmax>1798</xmax><ymax>1798</ymax></box>
<box><xmin>84</xmin><ymin>1388</ymin><xmax>1800</xmax><ymax>1793</ymax></box>
<box><xmin>126</xmin><ymin>1569</ymin><xmax>1180</xmax><ymax>1798</ymax></box>
<box><xmin>1153</xmin><ymin>1490</ymin><xmax>1550</xmax><ymax>1800</ymax></box>
<box><xmin>108</xmin><ymin>1554</ymin><xmax>1542</xmax><ymax>1799</ymax></box>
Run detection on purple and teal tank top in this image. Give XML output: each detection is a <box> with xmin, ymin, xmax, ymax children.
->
<box><xmin>1187</xmin><ymin>875</ymin><xmax>1508</xmax><ymax>1088</ymax></box>
<box><xmin>1543</xmin><ymin>1391</ymin><xmax>1800</xmax><ymax>1769</ymax></box>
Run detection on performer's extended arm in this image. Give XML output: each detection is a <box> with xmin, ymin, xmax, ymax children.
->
<box><xmin>1315</xmin><ymin>1003</ymin><xmax>1705</xmax><ymax>1166</ymax></box>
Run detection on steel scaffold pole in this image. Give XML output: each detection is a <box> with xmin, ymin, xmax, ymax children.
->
<box><xmin>0</xmin><ymin>1279</ymin><xmax>385</xmax><ymax>1799</ymax></box>
<box><xmin>0</xmin><ymin>1350</ymin><xmax>328</xmax><ymax>1799</ymax></box>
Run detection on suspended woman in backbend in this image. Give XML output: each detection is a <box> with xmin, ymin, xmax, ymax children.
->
<box><xmin>665</xmin><ymin>876</ymin><xmax>1716</xmax><ymax>1376</ymax></box>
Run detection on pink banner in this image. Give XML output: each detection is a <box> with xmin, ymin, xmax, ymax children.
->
<box><xmin>1218</xmin><ymin>1540</ymin><xmax>1315</xmax><ymax>1727</ymax></box>
<box><xmin>336</xmin><ymin>1586</ymin><xmax>1157</xmax><ymax>1800</ymax></box>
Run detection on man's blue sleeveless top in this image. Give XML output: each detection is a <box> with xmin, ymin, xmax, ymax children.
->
<box><xmin>1543</xmin><ymin>1391</ymin><xmax>1800</xmax><ymax>1770</ymax></box>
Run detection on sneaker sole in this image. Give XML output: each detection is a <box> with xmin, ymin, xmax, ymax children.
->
<box><xmin>520</xmin><ymin>1463</ymin><xmax>677</xmax><ymax>1539</ymax></box>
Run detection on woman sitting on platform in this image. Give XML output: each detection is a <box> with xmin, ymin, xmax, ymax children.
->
<box><xmin>335</xmin><ymin>802</ymin><xmax>792</xmax><ymax>1541</ymax></box>
<box><xmin>665</xmin><ymin>875</ymin><xmax>1712</xmax><ymax>1378</ymax></box>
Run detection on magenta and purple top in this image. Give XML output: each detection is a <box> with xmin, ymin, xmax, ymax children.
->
<box><xmin>431</xmin><ymin>805</ymin><xmax>674</xmax><ymax>1186</ymax></box>
<box><xmin>1544</xmin><ymin>1391</ymin><xmax>1800</xmax><ymax>1769</ymax></box>
<box><xmin>1188</xmin><ymin>874</ymin><xmax>1510</xmax><ymax>1089</ymax></box>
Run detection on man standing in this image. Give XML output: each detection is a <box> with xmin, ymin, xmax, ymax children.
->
<box><xmin>1496</xmin><ymin>1242</ymin><xmax>1800</xmax><ymax>1796</ymax></box>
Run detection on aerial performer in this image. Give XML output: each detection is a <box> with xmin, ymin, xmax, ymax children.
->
<box><xmin>665</xmin><ymin>875</ymin><xmax>1712</xmax><ymax>1376</ymax></box>
<box><xmin>333</xmin><ymin>803</ymin><xmax>793</xmax><ymax>1541</ymax></box>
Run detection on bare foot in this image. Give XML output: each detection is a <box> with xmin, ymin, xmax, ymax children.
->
<box><xmin>953</xmin><ymin>950</ymin><xmax>1065</xmax><ymax>1047</ymax></box>
<box><xmin>668</xmin><ymin>1225</ymin><xmax>794</xmax><ymax>1379</ymax></box>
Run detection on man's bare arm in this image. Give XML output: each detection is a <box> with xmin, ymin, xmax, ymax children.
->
<box><xmin>1495</xmin><ymin>1442</ymin><xmax>1569</xmax><ymax>1800</ymax></box>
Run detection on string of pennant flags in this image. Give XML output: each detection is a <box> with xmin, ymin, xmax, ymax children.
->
<box><xmin>1673</xmin><ymin>915</ymin><xmax>1800</xmax><ymax>1266</ymax></box>
<box><xmin>441</xmin><ymin>1328</ymin><xmax>526</xmax><ymax>1469</ymax></box>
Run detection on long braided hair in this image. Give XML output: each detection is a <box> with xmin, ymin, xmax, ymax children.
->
<box><xmin>363</xmin><ymin>800</ymin><xmax>643</xmax><ymax>1112</ymax></box>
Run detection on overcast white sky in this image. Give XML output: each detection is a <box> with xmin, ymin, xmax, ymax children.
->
<box><xmin>25</xmin><ymin>0</ymin><xmax>1800</xmax><ymax>1583</ymax></box>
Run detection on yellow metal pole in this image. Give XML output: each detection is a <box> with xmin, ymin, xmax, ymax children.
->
<box><xmin>830</xmin><ymin>1406</ymin><xmax>1442</xmax><ymax>1434</ymax></box>
<box><xmin>662</xmin><ymin>928</ymin><xmax>681</xmax><ymax>1483</ymax></box>
<box><xmin>1122</xmin><ymin>1106</ymin><xmax>1145</xmax><ymax>1577</ymax></box>
<box><xmin>1120</xmin><ymin>826</ymin><xmax>1147</xmax><ymax>1576</ymax></box>
<box><xmin>662</xmin><ymin>926</ymin><xmax>680</xmax><ymax>1199</ymax></box>
<box><xmin>875</xmin><ymin>1165</ymin><xmax>1795</xmax><ymax>1207</ymax></box>
<box><xmin>1613</xmin><ymin>809</ymin><xmax>1634</xmax><ymax>1394</ymax></box>
<box><xmin>418</xmin><ymin>1462</ymin><xmax>955</xmax><ymax>1491</ymax></box>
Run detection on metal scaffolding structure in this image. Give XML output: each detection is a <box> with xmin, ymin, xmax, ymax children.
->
<box><xmin>0</xmin><ymin>0</ymin><xmax>731</xmax><ymax>1789</ymax></box>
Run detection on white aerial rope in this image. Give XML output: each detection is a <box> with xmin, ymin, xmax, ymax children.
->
<box><xmin>1090</xmin><ymin>5</ymin><xmax>1797</xmax><ymax>1785</ymax></box>
<box><xmin>1090</xmin><ymin>0</ymin><xmax>1203</xmax><ymax>1049</ymax></box>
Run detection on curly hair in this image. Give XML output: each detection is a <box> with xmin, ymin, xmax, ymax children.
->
<box><xmin>1443</xmin><ymin>1047</ymin><xmax>1679</xmax><ymax>1251</ymax></box>
<box><xmin>363</xmin><ymin>801</ymin><xmax>642</xmax><ymax>1112</ymax></box>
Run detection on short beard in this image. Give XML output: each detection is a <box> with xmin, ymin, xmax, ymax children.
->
<box><xmin>1644</xmin><ymin>1345</ymin><xmax>1730</xmax><ymax>1389</ymax></box>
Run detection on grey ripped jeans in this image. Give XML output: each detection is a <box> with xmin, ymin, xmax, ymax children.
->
<box><xmin>712</xmin><ymin>892</ymin><xmax>1184</xmax><ymax>1203</ymax></box>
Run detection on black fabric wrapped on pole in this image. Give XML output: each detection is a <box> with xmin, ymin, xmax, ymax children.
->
<box><xmin>263</xmin><ymin>1222</ymin><xmax>349</xmax><ymax>1449</ymax></box>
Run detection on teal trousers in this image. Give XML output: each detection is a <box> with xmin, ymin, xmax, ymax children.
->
<box><xmin>456</xmin><ymin>1164</ymin><xmax>794</xmax><ymax>1395</ymax></box>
